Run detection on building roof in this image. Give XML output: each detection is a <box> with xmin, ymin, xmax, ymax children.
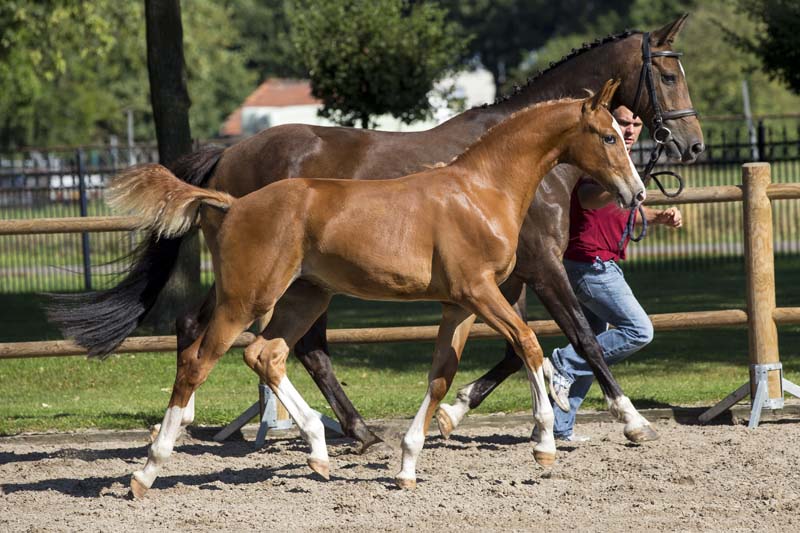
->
<box><xmin>244</xmin><ymin>78</ymin><xmax>319</xmax><ymax>107</ymax></box>
<box><xmin>220</xmin><ymin>78</ymin><xmax>320</xmax><ymax>136</ymax></box>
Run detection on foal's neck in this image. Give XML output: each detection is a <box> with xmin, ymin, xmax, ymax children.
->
<box><xmin>452</xmin><ymin>101</ymin><xmax>578</xmax><ymax>224</ymax></box>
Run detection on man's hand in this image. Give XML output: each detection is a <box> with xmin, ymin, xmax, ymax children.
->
<box><xmin>652</xmin><ymin>207</ymin><xmax>682</xmax><ymax>228</ymax></box>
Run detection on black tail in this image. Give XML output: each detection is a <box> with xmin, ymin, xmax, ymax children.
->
<box><xmin>46</xmin><ymin>145</ymin><xmax>225</xmax><ymax>358</ymax></box>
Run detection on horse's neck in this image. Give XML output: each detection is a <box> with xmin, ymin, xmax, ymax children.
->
<box><xmin>454</xmin><ymin>103</ymin><xmax>576</xmax><ymax>225</ymax></box>
<box><xmin>439</xmin><ymin>37</ymin><xmax>632</xmax><ymax>132</ymax></box>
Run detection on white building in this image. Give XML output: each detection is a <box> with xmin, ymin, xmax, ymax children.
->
<box><xmin>220</xmin><ymin>69</ymin><xmax>496</xmax><ymax>137</ymax></box>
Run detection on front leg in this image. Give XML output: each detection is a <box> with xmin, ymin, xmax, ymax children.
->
<box><xmin>456</xmin><ymin>277</ymin><xmax>556</xmax><ymax>467</ymax></box>
<box><xmin>527</xmin><ymin>254</ymin><xmax>657</xmax><ymax>442</ymax></box>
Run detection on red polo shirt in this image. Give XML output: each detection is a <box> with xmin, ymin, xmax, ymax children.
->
<box><xmin>563</xmin><ymin>178</ymin><xmax>631</xmax><ymax>263</ymax></box>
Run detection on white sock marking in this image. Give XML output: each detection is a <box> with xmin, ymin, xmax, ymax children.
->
<box><xmin>134</xmin><ymin>405</ymin><xmax>184</xmax><ymax>489</ymax></box>
<box><xmin>398</xmin><ymin>389</ymin><xmax>432</xmax><ymax>482</ymax></box>
<box><xmin>275</xmin><ymin>376</ymin><xmax>328</xmax><ymax>462</ymax></box>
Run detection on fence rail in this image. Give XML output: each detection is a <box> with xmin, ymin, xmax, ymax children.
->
<box><xmin>3</xmin><ymin>127</ymin><xmax>800</xmax><ymax>292</ymax></box>
<box><xmin>0</xmin><ymin>163</ymin><xmax>798</xmax><ymax>425</ymax></box>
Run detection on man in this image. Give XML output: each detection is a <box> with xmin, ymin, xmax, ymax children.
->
<box><xmin>543</xmin><ymin>105</ymin><xmax>683</xmax><ymax>442</ymax></box>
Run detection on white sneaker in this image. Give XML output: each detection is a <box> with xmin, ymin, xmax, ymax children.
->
<box><xmin>558</xmin><ymin>433</ymin><xmax>590</xmax><ymax>443</ymax></box>
<box><xmin>542</xmin><ymin>357</ymin><xmax>571</xmax><ymax>413</ymax></box>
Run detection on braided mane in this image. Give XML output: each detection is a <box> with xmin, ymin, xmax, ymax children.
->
<box><xmin>482</xmin><ymin>29</ymin><xmax>641</xmax><ymax>108</ymax></box>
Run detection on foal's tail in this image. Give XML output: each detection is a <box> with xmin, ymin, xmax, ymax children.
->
<box><xmin>46</xmin><ymin>146</ymin><xmax>226</xmax><ymax>358</ymax></box>
<box><xmin>106</xmin><ymin>164</ymin><xmax>235</xmax><ymax>239</ymax></box>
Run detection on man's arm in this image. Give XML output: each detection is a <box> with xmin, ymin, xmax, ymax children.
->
<box><xmin>576</xmin><ymin>179</ymin><xmax>682</xmax><ymax>228</ymax></box>
<box><xmin>639</xmin><ymin>206</ymin><xmax>683</xmax><ymax>228</ymax></box>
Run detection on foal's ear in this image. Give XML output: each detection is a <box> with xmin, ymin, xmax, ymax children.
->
<box><xmin>651</xmin><ymin>13</ymin><xmax>689</xmax><ymax>46</ymax></box>
<box><xmin>583</xmin><ymin>79</ymin><xmax>621</xmax><ymax>113</ymax></box>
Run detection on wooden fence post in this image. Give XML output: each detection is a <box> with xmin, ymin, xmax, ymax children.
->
<box><xmin>743</xmin><ymin>162</ymin><xmax>783</xmax><ymax>407</ymax></box>
<box><xmin>699</xmin><ymin>162</ymin><xmax>800</xmax><ymax>426</ymax></box>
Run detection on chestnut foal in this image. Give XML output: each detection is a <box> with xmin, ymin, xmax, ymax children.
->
<box><xmin>110</xmin><ymin>81</ymin><xmax>644</xmax><ymax>497</ymax></box>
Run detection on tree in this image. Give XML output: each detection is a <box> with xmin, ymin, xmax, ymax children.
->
<box><xmin>506</xmin><ymin>0</ymin><xmax>800</xmax><ymax>118</ymax></box>
<box><xmin>286</xmin><ymin>0</ymin><xmax>467</xmax><ymax>128</ymax></box>
<box><xmin>439</xmin><ymin>0</ymin><xmax>631</xmax><ymax>95</ymax></box>
<box><xmin>733</xmin><ymin>0</ymin><xmax>800</xmax><ymax>94</ymax></box>
<box><xmin>231</xmin><ymin>0</ymin><xmax>307</xmax><ymax>81</ymax></box>
<box><xmin>0</xmin><ymin>1</ymin><xmax>119</xmax><ymax>148</ymax></box>
<box><xmin>144</xmin><ymin>0</ymin><xmax>198</xmax><ymax>331</ymax></box>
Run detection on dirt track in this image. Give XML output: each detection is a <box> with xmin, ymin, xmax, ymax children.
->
<box><xmin>2</xmin><ymin>413</ymin><xmax>799</xmax><ymax>532</ymax></box>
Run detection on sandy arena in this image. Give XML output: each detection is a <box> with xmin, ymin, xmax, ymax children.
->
<box><xmin>1</xmin><ymin>411</ymin><xmax>799</xmax><ymax>532</ymax></box>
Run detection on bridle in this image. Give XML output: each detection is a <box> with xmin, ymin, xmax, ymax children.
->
<box><xmin>619</xmin><ymin>31</ymin><xmax>699</xmax><ymax>250</ymax></box>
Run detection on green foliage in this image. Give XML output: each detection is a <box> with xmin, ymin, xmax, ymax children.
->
<box><xmin>506</xmin><ymin>0</ymin><xmax>800</xmax><ymax>117</ymax></box>
<box><xmin>0</xmin><ymin>1</ymin><xmax>120</xmax><ymax>147</ymax></box>
<box><xmin>733</xmin><ymin>0</ymin><xmax>800</xmax><ymax>94</ymax></box>
<box><xmin>679</xmin><ymin>1</ymin><xmax>800</xmax><ymax>116</ymax></box>
<box><xmin>287</xmin><ymin>0</ymin><xmax>467</xmax><ymax>128</ymax></box>
<box><xmin>181</xmin><ymin>2</ymin><xmax>258</xmax><ymax>139</ymax></box>
<box><xmin>0</xmin><ymin>0</ymin><xmax>255</xmax><ymax>149</ymax></box>
<box><xmin>230</xmin><ymin>0</ymin><xmax>307</xmax><ymax>80</ymax></box>
<box><xmin>440</xmin><ymin>0</ymin><xmax>632</xmax><ymax>92</ymax></box>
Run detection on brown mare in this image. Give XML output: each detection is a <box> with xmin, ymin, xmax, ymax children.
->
<box><xmin>48</xmin><ymin>17</ymin><xmax>703</xmax><ymax>448</ymax></box>
<box><xmin>109</xmin><ymin>82</ymin><xmax>645</xmax><ymax>496</ymax></box>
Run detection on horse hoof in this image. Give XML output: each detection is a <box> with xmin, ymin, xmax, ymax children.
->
<box><xmin>129</xmin><ymin>476</ymin><xmax>149</xmax><ymax>499</ymax></box>
<box><xmin>395</xmin><ymin>476</ymin><xmax>416</xmax><ymax>489</ymax></box>
<box><xmin>533</xmin><ymin>450</ymin><xmax>556</xmax><ymax>467</ymax></box>
<box><xmin>624</xmin><ymin>424</ymin><xmax>660</xmax><ymax>443</ymax></box>
<box><xmin>435</xmin><ymin>407</ymin><xmax>454</xmax><ymax>440</ymax></box>
<box><xmin>148</xmin><ymin>424</ymin><xmax>161</xmax><ymax>443</ymax></box>
<box><xmin>358</xmin><ymin>434</ymin><xmax>384</xmax><ymax>455</ymax></box>
<box><xmin>307</xmin><ymin>458</ymin><xmax>330</xmax><ymax>480</ymax></box>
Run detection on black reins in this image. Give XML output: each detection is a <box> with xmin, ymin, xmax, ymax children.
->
<box><xmin>619</xmin><ymin>32</ymin><xmax>699</xmax><ymax>251</ymax></box>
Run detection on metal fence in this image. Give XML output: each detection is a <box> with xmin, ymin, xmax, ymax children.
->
<box><xmin>1</xmin><ymin>117</ymin><xmax>799</xmax><ymax>293</ymax></box>
<box><xmin>626</xmin><ymin>117</ymin><xmax>800</xmax><ymax>269</ymax></box>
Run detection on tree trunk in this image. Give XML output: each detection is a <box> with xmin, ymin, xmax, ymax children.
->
<box><xmin>144</xmin><ymin>0</ymin><xmax>201</xmax><ymax>333</ymax></box>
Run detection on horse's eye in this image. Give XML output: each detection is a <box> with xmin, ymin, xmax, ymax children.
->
<box><xmin>603</xmin><ymin>135</ymin><xmax>616</xmax><ymax>145</ymax></box>
<box><xmin>662</xmin><ymin>73</ymin><xmax>677</xmax><ymax>85</ymax></box>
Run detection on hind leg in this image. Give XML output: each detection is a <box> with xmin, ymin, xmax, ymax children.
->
<box><xmin>395</xmin><ymin>304</ymin><xmax>475</xmax><ymax>488</ymax></box>
<box><xmin>243</xmin><ymin>281</ymin><xmax>335</xmax><ymax>479</ymax></box>
<box><xmin>278</xmin><ymin>282</ymin><xmax>382</xmax><ymax>451</ymax></box>
<box><xmin>130</xmin><ymin>302</ymin><xmax>251</xmax><ymax>498</ymax></box>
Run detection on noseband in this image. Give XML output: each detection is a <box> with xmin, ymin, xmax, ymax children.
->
<box><xmin>620</xmin><ymin>32</ymin><xmax>699</xmax><ymax>250</ymax></box>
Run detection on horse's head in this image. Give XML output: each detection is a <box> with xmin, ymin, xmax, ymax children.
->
<box><xmin>567</xmin><ymin>79</ymin><xmax>646</xmax><ymax>209</ymax></box>
<box><xmin>615</xmin><ymin>14</ymin><xmax>705</xmax><ymax>163</ymax></box>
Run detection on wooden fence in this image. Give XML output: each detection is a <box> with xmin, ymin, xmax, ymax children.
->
<box><xmin>0</xmin><ymin>163</ymin><xmax>798</xmax><ymax>420</ymax></box>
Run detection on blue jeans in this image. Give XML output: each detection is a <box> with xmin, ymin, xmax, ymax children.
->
<box><xmin>550</xmin><ymin>258</ymin><xmax>653</xmax><ymax>438</ymax></box>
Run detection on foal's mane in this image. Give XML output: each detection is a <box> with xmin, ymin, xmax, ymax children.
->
<box><xmin>480</xmin><ymin>29</ymin><xmax>641</xmax><ymax>110</ymax></box>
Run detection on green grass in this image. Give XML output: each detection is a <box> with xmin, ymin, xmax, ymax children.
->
<box><xmin>0</xmin><ymin>257</ymin><xmax>799</xmax><ymax>435</ymax></box>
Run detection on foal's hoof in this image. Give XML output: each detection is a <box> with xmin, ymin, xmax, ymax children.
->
<box><xmin>624</xmin><ymin>424</ymin><xmax>660</xmax><ymax>443</ymax></box>
<box><xmin>307</xmin><ymin>458</ymin><xmax>330</xmax><ymax>480</ymax></box>
<box><xmin>395</xmin><ymin>476</ymin><xmax>417</xmax><ymax>489</ymax></box>
<box><xmin>435</xmin><ymin>407</ymin><xmax>455</xmax><ymax>440</ymax></box>
<box><xmin>533</xmin><ymin>450</ymin><xmax>556</xmax><ymax>467</ymax></box>
<box><xmin>148</xmin><ymin>424</ymin><xmax>161</xmax><ymax>443</ymax></box>
<box><xmin>129</xmin><ymin>476</ymin><xmax>149</xmax><ymax>499</ymax></box>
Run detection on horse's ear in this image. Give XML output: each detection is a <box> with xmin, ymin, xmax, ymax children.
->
<box><xmin>651</xmin><ymin>13</ymin><xmax>689</xmax><ymax>46</ymax></box>
<box><xmin>584</xmin><ymin>79</ymin><xmax>621</xmax><ymax>112</ymax></box>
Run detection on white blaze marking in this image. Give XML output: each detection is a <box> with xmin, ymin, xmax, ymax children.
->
<box><xmin>678</xmin><ymin>59</ymin><xmax>686</xmax><ymax>78</ymax></box>
<box><xmin>611</xmin><ymin>117</ymin><xmax>645</xmax><ymax>199</ymax></box>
